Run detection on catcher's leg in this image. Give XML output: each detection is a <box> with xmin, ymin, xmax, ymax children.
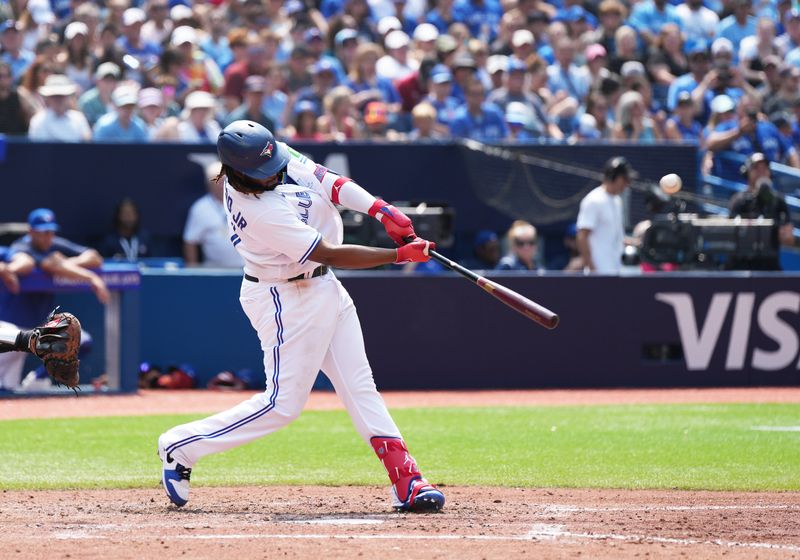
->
<box><xmin>320</xmin><ymin>281</ymin><xmax>445</xmax><ymax>513</ymax></box>
<box><xmin>0</xmin><ymin>322</ymin><xmax>30</xmax><ymax>390</ymax></box>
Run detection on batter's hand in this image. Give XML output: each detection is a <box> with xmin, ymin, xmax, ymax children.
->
<box><xmin>395</xmin><ymin>238</ymin><xmax>435</xmax><ymax>263</ymax></box>
<box><xmin>369</xmin><ymin>199</ymin><xmax>415</xmax><ymax>246</ymax></box>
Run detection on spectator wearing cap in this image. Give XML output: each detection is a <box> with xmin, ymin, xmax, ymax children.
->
<box><xmin>171</xmin><ymin>90</ymin><xmax>221</xmax><ymax>143</ymax></box>
<box><xmin>585</xmin><ymin>43</ymin><xmax>611</xmax><ymax>87</ymax></box>
<box><xmin>487</xmin><ymin>10</ymin><xmax>521</xmax><ymax>57</ymax></box>
<box><xmin>776</xmin><ymin>9</ymin><xmax>800</xmax><ymax>55</ymax></box>
<box><xmin>716</xmin><ymin>0</ymin><xmax>756</xmax><ymax>52</ymax></box>
<box><xmin>504</xmin><ymin>101</ymin><xmax>538</xmax><ymax>140</ymax></box>
<box><xmin>332</xmin><ymin>28</ymin><xmax>360</xmax><ymax>78</ymax></box>
<box><xmin>105</xmin><ymin>0</ymin><xmax>130</xmax><ymax>30</ymax></box>
<box><xmin>569</xmin><ymin>112</ymin><xmax>602</xmax><ymax>141</ymax></box>
<box><xmin>692</xmin><ymin>38</ymin><xmax>759</xmax><ymax>121</ymax></box>
<box><xmin>675</xmin><ymin>0</ymin><xmax>719</xmax><ymax>44</ymax></box>
<box><xmin>0</xmin><ymin>60</ymin><xmax>36</xmax><ymax>135</ymax></box>
<box><xmin>510</xmin><ymin>29</ymin><xmax>535</xmax><ymax>64</ymax></box>
<box><xmin>137</xmin><ymin>87</ymin><xmax>165</xmax><ymax>138</ymax></box>
<box><xmin>223</xmin><ymin>36</ymin><xmax>269</xmax><ymax>106</ymax></box>
<box><xmin>1</xmin><ymin>20</ymin><xmax>34</xmax><ymax>83</ymax></box>
<box><xmin>666</xmin><ymin>39</ymin><xmax>708</xmax><ymax>112</ymax></box>
<box><xmin>222</xmin><ymin>75</ymin><xmax>276</xmax><ymax>130</ymax></box>
<box><xmin>487</xmin><ymin>58</ymin><xmax>548</xmax><ymax>137</ymax></box>
<box><xmin>547</xmin><ymin>37</ymin><xmax>590</xmax><ymax>106</ymax></box>
<box><xmin>556</xmin><ymin>5</ymin><xmax>597</xmax><ymax>40</ymax></box>
<box><xmin>486</xmin><ymin>54</ymin><xmax>507</xmax><ymax>89</ymax></box>
<box><xmin>117</xmin><ymin>8</ymin><xmax>161</xmax><ymax>83</ymax></box>
<box><xmin>612</xmin><ymin>90</ymin><xmax>661</xmax><ymax>141</ymax></box>
<box><xmin>646</xmin><ymin>23</ymin><xmax>687</xmax><ymax>109</ymax></box>
<box><xmin>425</xmin><ymin>0</ymin><xmax>457</xmax><ymax>34</ymax></box>
<box><xmin>200</xmin><ymin>8</ymin><xmax>233</xmax><ymax>72</ymax></box>
<box><xmin>93</xmin><ymin>85</ymin><xmax>148</xmax><ymax>142</ymax></box>
<box><xmin>345</xmin><ymin>42</ymin><xmax>401</xmax><ymax>111</ymax></box>
<box><xmin>303</xmin><ymin>26</ymin><xmax>328</xmax><ymax>64</ymax></box>
<box><xmin>450</xmin><ymin>52</ymin><xmax>477</xmax><ymax>103</ymax></box>
<box><xmin>377</xmin><ymin>29</ymin><xmax>417</xmax><ymax>80</ymax></box>
<box><xmin>60</xmin><ymin>22</ymin><xmax>93</xmax><ymax>93</ymax></box>
<box><xmin>461</xmin><ymin>229</ymin><xmax>500</xmax><ymax>270</ymax></box>
<box><xmin>449</xmin><ymin>78</ymin><xmax>507</xmax><ymax>141</ymax></box>
<box><xmin>141</xmin><ymin>0</ymin><xmax>172</xmax><ymax>46</ymax></box>
<box><xmin>664</xmin><ymin>90</ymin><xmax>702</xmax><ymax>140</ymax></box>
<box><xmin>284</xmin><ymin>45</ymin><xmax>313</xmax><ymax>94</ymax></box>
<box><xmin>706</xmin><ymin>94</ymin><xmax>800</xmax><ymax>169</ymax></box>
<box><xmin>738</xmin><ymin>17</ymin><xmax>779</xmax><ymax>86</ymax></box>
<box><xmin>453</xmin><ymin>0</ymin><xmax>503</xmax><ymax>42</ymax></box>
<box><xmin>296</xmin><ymin>58</ymin><xmax>339</xmax><ymax>113</ymax></box>
<box><xmin>285</xmin><ymin>99</ymin><xmax>324</xmax><ymax>140</ymax></box>
<box><xmin>28</xmin><ymin>74</ymin><xmax>91</xmax><ymax>141</ymax></box>
<box><xmin>763</xmin><ymin>64</ymin><xmax>800</xmax><ymax>116</ymax></box>
<box><xmin>318</xmin><ymin>85</ymin><xmax>361</xmax><ymax>140</ymax></box>
<box><xmin>425</xmin><ymin>63</ymin><xmax>460</xmax><ymax>127</ymax></box>
<box><xmin>78</xmin><ymin>62</ymin><xmax>121</xmax><ymax>126</ymax></box>
<box><xmin>412</xmin><ymin>23</ymin><xmax>439</xmax><ymax>58</ymax></box>
<box><xmin>170</xmin><ymin>25</ymin><xmax>224</xmax><ymax>97</ymax></box>
<box><xmin>408</xmin><ymin>102</ymin><xmax>448</xmax><ymax>139</ymax></box>
<box><xmin>628</xmin><ymin>0</ymin><xmax>681</xmax><ymax>47</ymax></box>
<box><xmin>361</xmin><ymin>99</ymin><xmax>401</xmax><ymax>140</ymax></box>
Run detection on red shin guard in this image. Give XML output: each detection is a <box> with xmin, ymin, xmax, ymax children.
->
<box><xmin>370</xmin><ymin>437</ymin><xmax>422</xmax><ymax>503</ymax></box>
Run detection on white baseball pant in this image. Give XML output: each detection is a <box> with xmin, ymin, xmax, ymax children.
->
<box><xmin>161</xmin><ymin>272</ymin><xmax>403</xmax><ymax>467</ymax></box>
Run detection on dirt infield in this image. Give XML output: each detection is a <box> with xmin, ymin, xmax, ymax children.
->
<box><xmin>3</xmin><ymin>486</ymin><xmax>800</xmax><ymax>559</ymax></box>
<box><xmin>2</xmin><ymin>388</ymin><xmax>800</xmax><ymax>559</ymax></box>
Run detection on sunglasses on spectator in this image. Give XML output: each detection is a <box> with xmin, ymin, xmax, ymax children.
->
<box><xmin>514</xmin><ymin>238</ymin><xmax>537</xmax><ymax>247</ymax></box>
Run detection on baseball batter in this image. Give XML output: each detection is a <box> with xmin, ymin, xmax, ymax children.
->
<box><xmin>158</xmin><ymin>120</ymin><xmax>445</xmax><ymax>513</ymax></box>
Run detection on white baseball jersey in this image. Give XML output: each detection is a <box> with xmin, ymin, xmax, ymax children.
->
<box><xmin>224</xmin><ymin>146</ymin><xmax>344</xmax><ymax>281</ymax></box>
<box><xmin>576</xmin><ymin>185</ymin><xmax>625</xmax><ymax>274</ymax></box>
<box><xmin>161</xmin><ymin>143</ymin><xmax>404</xmax><ymax>487</ymax></box>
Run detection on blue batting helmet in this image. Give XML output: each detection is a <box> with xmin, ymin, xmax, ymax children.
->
<box><xmin>217</xmin><ymin>120</ymin><xmax>290</xmax><ymax>180</ymax></box>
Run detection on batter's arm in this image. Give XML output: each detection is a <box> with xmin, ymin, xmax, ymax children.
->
<box><xmin>309</xmin><ymin>238</ymin><xmax>434</xmax><ymax>268</ymax></box>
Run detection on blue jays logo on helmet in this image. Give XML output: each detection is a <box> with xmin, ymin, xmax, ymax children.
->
<box><xmin>217</xmin><ymin>121</ymin><xmax>290</xmax><ymax>180</ymax></box>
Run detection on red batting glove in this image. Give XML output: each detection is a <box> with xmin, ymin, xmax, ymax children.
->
<box><xmin>368</xmin><ymin>199</ymin><xmax>415</xmax><ymax>246</ymax></box>
<box><xmin>395</xmin><ymin>238</ymin><xmax>436</xmax><ymax>263</ymax></box>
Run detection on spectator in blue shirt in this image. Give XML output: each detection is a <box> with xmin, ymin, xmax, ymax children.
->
<box><xmin>426</xmin><ymin>0</ymin><xmax>457</xmax><ymax>34</ymax></box>
<box><xmin>449</xmin><ymin>78</ymin><xmax>508</xmax><ymax>141</ymax></box>
<box><xmin>664</xmin><ymin>90</ymin><xmax>702</xmax><ymax>140</ymax></box>
<box><xmin>547</xmin><ymin>37</ymin><xmax>591</xmax><ymax>104</ymax></box>
<box><xmin>425</xmin><ymin>64</ymin><xmax>461</xmax><ymax>127</ymax></box>
<box><xmin>93</xmin><ymin>86</ymin><xmax>149</xmax><ymax>142</ymax></box>
<box><xmin>628</xmin><ymin>0</ymin><xmax>682</xmax><ymax>47</ymax></box>
<box><xmin>117</xmin><ymin>8</ymin><xmax>162</xmax><ymax>83</ymax></box>
<box><xmin>706</xmin><ymin>94</ymin><xmax>800</xmax><ymax>168</ymax></box>
<box><xmin>0</xmin><ymin>20</ymin><xmax>34</xmax><ymax>83</ymax></box>
<box><xmin>666</xmin><ymin>40</ymin><xmax>709</xmax><ymax>111</ymax></box>
<box><xmin>716</xmin><ymin>0</ymin><xmax>757</xmax><ymax>52</ymax></box>
<box><xmin>453</xmin><ymin>0</ymin><xmax>503</xmax><ymax>42</ymax></box>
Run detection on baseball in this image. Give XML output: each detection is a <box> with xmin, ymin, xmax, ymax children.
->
<box><xmin>659</xmin><ymin>173</ymin><xmax>682</xmax><ymax>194</ymax></box>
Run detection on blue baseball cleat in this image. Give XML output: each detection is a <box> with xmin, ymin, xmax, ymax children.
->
<box><xmin>158</xmin><ymin>437</ymin><xmax>191</xmax><ymax>507</ymax></box>
<box><xmin>394</xmin><ymin>478</ymin><xmax>446</xmax><ymax>513</ymax></box>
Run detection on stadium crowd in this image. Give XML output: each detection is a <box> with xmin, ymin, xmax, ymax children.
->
<box><xmin>0</xmin><ymin>0</ymin><xmax>796</xmax><ymax>163</ymax></box>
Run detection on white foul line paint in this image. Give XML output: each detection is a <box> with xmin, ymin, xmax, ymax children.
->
<box><xmin>525</xmin><ymin>525</ymin><xmax>800</xmax><ymax>553</ymax></box>
<box><xmin>539</xmin><ymin>504</ymin><xmax>800</xmax><ymax>514</ymax></box>
<box><xmin>283</xmin><ymin>518</ymin><xmax>385</xmax><ymax>525</ymax></box>
<box><xmin>751</xmin><ymin>425</ymin><xmax>800</xmax><ymax>432</ymax></box>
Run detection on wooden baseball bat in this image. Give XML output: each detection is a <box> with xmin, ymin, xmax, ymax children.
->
<box><xmin>429</xmin><ymin>250</ymin><xmax>560</xmax><ymax>330</ymax></box>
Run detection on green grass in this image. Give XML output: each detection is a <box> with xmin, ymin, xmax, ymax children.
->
<box><xmin>0</xmin><ymin>404</ymin><xmax>798</xmax><ymax>491</ymax></box>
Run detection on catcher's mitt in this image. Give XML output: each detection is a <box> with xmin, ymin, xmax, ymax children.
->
<box><xmin>29</xmin><ymin>308</ymin><xmax>81</xmax><ymax>389</ymax></box>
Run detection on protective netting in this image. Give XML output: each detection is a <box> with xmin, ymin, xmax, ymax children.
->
<box><xmin>457</xmin><ymin>140</ymin><xmax>714</xmax><ymax>228</ymax></box>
